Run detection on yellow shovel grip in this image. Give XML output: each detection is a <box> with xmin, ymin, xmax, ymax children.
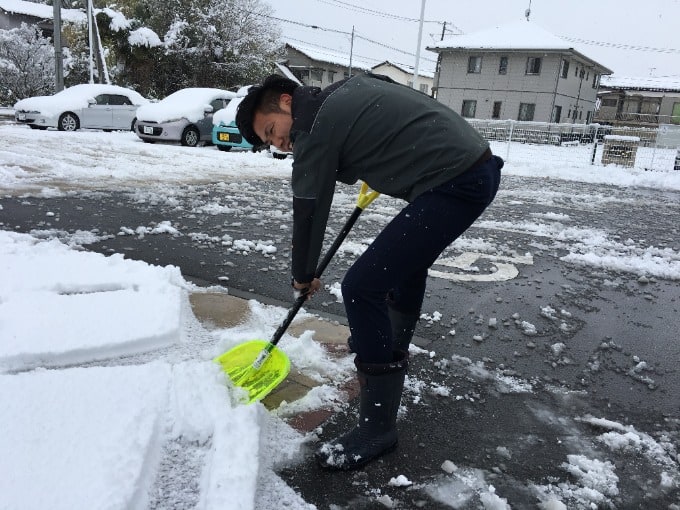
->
<box><xmin>357</xmin><ymin>182</ymin><xmax>380</xmax><ymax>210</ymax></box>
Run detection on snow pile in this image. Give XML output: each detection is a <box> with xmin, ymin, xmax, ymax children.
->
<box><xmin>0</xmin><ymin>231</ymin><xmax>186</xmax><ymax>372</ymax></box>
<box><xmin>0</xmin><ymin>230</ymin><xmax>322</xmax><ymax>510</ymax></box>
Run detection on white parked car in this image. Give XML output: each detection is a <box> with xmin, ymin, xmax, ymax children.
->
<box><xmin>135</xmin><ymin>88</ymin><xmax>237</xmax><ymax>147</ymax></box>
<box><xmin>14</xmin><ymin>84</ymin><xmax>149</xmax><ymax>131</ymax></box>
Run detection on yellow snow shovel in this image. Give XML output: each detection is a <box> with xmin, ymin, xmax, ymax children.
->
<box><xmin>214</xmin><ymin>182</ymin><xmax>380</xmax><ymax>404</ymax></box>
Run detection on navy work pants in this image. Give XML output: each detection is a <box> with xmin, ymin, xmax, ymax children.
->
<box><xmin>342</xmin><ymin>155</ymin><xmax>503</xmax><ymax>363</ymax></box>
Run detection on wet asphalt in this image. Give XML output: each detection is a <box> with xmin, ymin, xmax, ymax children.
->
<box><xmin>1</xmin><ymin>175</ymin><xmax>679</xmax><ymax>508</ymax></box>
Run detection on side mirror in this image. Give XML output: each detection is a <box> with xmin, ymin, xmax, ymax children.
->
<box><xmin>204</xmin><ymin>106</ymin><xmax>214</xmax><ymax>115</ymax></box>
<box><xmin>87</xmin><ymin>98</ymin><xmax>96</xmax><ymax>106</ymax></box>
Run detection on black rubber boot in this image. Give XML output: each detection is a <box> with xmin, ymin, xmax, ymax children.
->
<box><xmin>315</xmin><ymin>350</ymin><xmax>408</xmax><ymax>470</ymax></box>
<box><xmin>347</xmin><ymin>307</ymin><xmax>419</xmax><ymax>353</ymax></box>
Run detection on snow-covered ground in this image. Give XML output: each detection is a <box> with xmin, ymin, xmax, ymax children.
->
<box><xmin>1</xmin><ymin>124</ymin><xmax>679</xmax><ymax>509</ymax></box>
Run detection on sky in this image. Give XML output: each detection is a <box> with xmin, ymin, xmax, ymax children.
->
<box><xmin>1</xmin><ymin>118</ymin><xmax>680</xmax><ymax>508</ymax></box>
<box><xmin>270</xmin><ymin>0</ymin><xmax>680</xmax><ymax>79</ymax></box>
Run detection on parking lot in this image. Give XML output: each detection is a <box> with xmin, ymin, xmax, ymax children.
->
<box><xmin>1</xmin><ymin>124</ymin><xmax>679</xmax><ymax>507</ymax></box>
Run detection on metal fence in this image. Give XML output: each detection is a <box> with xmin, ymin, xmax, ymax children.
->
<box><xmin>467</xmin><ymin>119</ymin><xmax>680</xmax><ymax>172</ymax></box>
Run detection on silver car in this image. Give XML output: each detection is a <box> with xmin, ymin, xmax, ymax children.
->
<box><xmin>135</xmin><ymin>88</ymin><xmax>237</xmax><ymax>147</ymax></box>
<box><xmin>14</xmin><ymin>84</ymin><xmax>148</xmax><ymax>131</ymax></box>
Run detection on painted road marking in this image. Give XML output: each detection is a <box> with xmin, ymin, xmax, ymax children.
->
<box><xmin>429</xmin><ymin>252</ymin><xmax>534</xmax><ymax>282</ymax></box>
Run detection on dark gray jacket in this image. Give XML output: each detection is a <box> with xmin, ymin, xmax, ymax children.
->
<box><xmin>290</xmin><ymin>73</ymin><xmax>489</xmax><ymax>283</ymax></box>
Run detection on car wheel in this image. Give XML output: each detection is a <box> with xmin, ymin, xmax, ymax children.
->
<box><xmin>130</xmin><ymin>118</ymin><xmax>137</xmax><ymax>132</ymax></box>
<box><xmin>181</xmin><ymin>126</ymin><xmax>200</xmax><ymax>147</ymax></box>
<box><xmin>273</xmin><ymin>152</ymin><xmax>288</xmax><ymax>160</ymax></box>
<box><xmin>58</xmin><ymin>112</ymin><xmax>79</xmax><ymax>131</ymax></box>
<box><xmin>142</xmin><ymin>139</ymin><xmax>155</xmax><ymax>144</ymax></box>
<box><xmin>217</xmin><ymin>145</ymin><xmax>232</xmax><ymax>152</ymax></box>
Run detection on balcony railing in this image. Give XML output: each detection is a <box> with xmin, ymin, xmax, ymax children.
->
<box><xmin>593</xmin><ymin>111</ymin><xmax>680</xmax><ymax>126</ymax></box>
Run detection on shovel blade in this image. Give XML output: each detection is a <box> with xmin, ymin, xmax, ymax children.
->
<box><xmin>214</xmin><ymin>340</ymin><xmax>290</xmax><ymax>404</ymax></box>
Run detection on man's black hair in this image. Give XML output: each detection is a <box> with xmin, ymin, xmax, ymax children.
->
<box><xmin>236</xmin><ymin>74</ymin><xmax>299</xmax><ymax>146</ymax></box>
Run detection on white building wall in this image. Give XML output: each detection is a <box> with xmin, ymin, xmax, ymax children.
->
<box><xmin>436</xmin><ymin>51</ymin><xmax>600</xmax><ymax>123</ymax></box>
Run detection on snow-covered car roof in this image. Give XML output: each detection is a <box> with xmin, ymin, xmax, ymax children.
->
<box><xmin>212</xmin><ymin>96</ymin><xmax>244</xmax><ymax>126</ymax></box>
<box><xmin>136</xmin><ymin>88</ymin><xmax>237</xmax><ymax>124</ymax></box>
<box><xmin>13</xmin><ymin>84</ymin><xmax>148</xmax><ymax>117</ymax></box>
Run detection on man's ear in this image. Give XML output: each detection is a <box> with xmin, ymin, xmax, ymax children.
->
<box><xmin>279</xmin><ymin>93</ymin><xmax>293</xmax><ymax>111</ymax></box>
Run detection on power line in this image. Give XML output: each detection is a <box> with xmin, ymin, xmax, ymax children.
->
<box><xmin>354</xmin><ymin>32</ymin><xmax>437</xmax><ymax>64</ymax></box>
<box><xmin>285</xmin><ymin>36</ymin><xmax>436</xmax><ymax>72</ymax></box>
<box><xmin>256</xmin><ymin>12</ymin><xmax>352</xmax><ymax>35</ymax></box>
<box><xmin>560</xmin><ymin>35</ymin><xmax>680</xmax><ymax>54</ymax></box>
<box><xmin>316</xmin><ymin>0</ymin><xmax>440</xmax><ymax>23</ymax></box>
<box><xmin>250</xmin><ymin>11</ymin><xmax>437</xmax><ymax>64</ymax></box>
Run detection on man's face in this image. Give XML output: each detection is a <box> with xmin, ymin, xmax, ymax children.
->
<box><xmin>253</xmin><ymin>93</ymin><xmax>294</xmax><ymax>152</ymax></box>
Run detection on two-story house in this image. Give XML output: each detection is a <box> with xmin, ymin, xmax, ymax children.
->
<box><xmin>281</xmin><ymin>43</ymin><xmax>371</xmax><ymax>88</ymax></box>
<box><xmin>0</xmin><ymin>0</ymin><xmax>85</xmax><ymax>36</ymax></box>
<box><xmin>371</xmin><ymin>61</ymin><xmax>434</xmax><ymax>96</ymax></box>
<box><xmin>427</xmin><ymin>21</ymin><xmax>612</xmax><ymax>124</ymax></box>
<box><xmin>594</xmin><ymin>75</ymin><xmax>680</xmax><ymax>127</ymax></box>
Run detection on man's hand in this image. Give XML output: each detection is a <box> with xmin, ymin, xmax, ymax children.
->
<box><xmin>293</xmin><ymin>278</ymin><xmax>322</xmax><ymax>300</ymax></box>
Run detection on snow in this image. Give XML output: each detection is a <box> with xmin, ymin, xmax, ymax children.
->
<box><xmin>1</xmin><ymin>123</ymin><xmax>679</xmax><ymax>508</ymax></box>
<box><xmin>13</xmin><ymin>83</ymin><xmax>148</xmax><ymax>115</ymax></box>
<box><xmin>0</xmin><ymin>0</ymin><xmax>86</xmax><ymax>23</ymax></box>
<box><xmin>600</xmin><ymin>74</ymin><xmax>680</xmax><ymax>92</ymax></box>
<box><xmin>287</xmin><ymin>41</ymin><xmax>373</xmax><ymax>71</ymax></box>
<box><xmin>135</xmin><ymin>88</ymin><xmax>237</xmax><ymax>124</ymax></box>
<box><xmin>128</xmin><ymin>27</ymin><xmax>162</xmax><ymax>48</ymax></box>
<box><xmin>428</xmin><ymin>21</ymin><xmax>612</xmax><ymax>73</ymax></box>
<box><xmin>213</xmin><ymin>96</ymin><xmax>244</xmax><ymax>126</ymax></box>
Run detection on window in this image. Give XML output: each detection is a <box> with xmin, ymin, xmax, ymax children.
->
<box><xmin>108</xmin><ymin>95</ymin><xmax>132</xmax><ymax>106</ymax></box>
<box><xmin>419</xmin><ymin>83</ymin><xmax>429</xmax><ymax>94</ymax></box>
<box><xmin>498</xmin><ymin>56</ymin><xmax>508</xmax><ymax>75</ymax></box>
<box><xmin>586</xmin><ymin>111</ymin><xmax>592</xmax><ymax>124</ymax></box>
<box><xmin>293</xmin><ymin>69</ymin><xmax>310</xmax><ymax>82</ymax></box>
<box><xmin>592</xmin><ymin>74</ymin><xmax>599</xmax><ymax>88</ymax></box>
<box><xmin>518</xmin><ymin>103</ymin><xmax>535</xmax><ymax>121</ymax></box>
<box><xmin>551</xmin><ymin>105</ymin><xmax>562</xmax><ymax>123</ymax></box>
<box><xmin>310</xmin><ymin>68</ymin><xmax>323</xmax><ymax>82</ymax></box>
<box><xmin>461</xmin><ymin>100</ymin><xmax>477</xmax><ymax>118</ymax></box>
<box><xmin>526</xmin><ymin>57</ymin><xmax>541</xmax><ymax>75</ymax></box>
<box><xmin>492</xmin><ymin>101</ymin><xmax>502</xmax><ymax>119</ymax></box>
<box><xmin>602</xmin><ymin>98</ymin><xmax>617</xmax><ymax>107</ymax></box>
<box><xmin>328</xmin><ymin>70</ymin><xmax>336</xmax><ymax>83</ymax></box>
<box><xmin>467</xmin><ymin>56</ymin><xmax>482</xmax><ymax>74</ymax></box>
<box><xmin>210</xmin><ymin>99</ymin><xmax>225</xmax><ymax>112</ymax></box>
<box><xmin>560</xmin><ymin>59</ymin><xmax>570</xmax><ymax>79</ymax></box>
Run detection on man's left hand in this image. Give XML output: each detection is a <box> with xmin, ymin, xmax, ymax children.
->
<box><xmin>293</xmin><ymin>278</ymin><xmax>322</xmax><ymax>300</ymax></box>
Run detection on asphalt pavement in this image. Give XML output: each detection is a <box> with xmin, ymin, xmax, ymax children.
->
<box><xmin>1</xmin><ymin>175</ymin><xmax>679</xmax><ymax>508</ymax></box>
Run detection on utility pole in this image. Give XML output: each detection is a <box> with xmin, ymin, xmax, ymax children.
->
<box><xmin>52</xmin><ymin>0</ymin><xmax>64</xmax><ymax>91</ymax></box>
<box><xmin>348</xmin><ymin>25</ymin><xmax>355</xmax><ymax>78</ymax></box>
<box><xmin>413</xmin><ymin>0</ymin><xmax>426</xmax><ymax>90</ymax></box>
<box><xmin>87</xmin><ymin>0</ymin><xmax>94</xmax><ymax>83</ymax></box>
<box><xmin>440</xmin><ymin>20</ymin><xmax>447</xmax><ymax>41</ymax></box>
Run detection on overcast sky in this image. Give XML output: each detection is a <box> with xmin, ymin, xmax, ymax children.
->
<box><xmin>271</xmin><ymin>0</ymin><xmax>680</xmax><ymax>78</ymax></box>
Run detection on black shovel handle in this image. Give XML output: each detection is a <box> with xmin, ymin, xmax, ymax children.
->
<box><xmin>267</xmin><ymin>185</ymin><xmax>378</xmax><ymax>348</ymax></box>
